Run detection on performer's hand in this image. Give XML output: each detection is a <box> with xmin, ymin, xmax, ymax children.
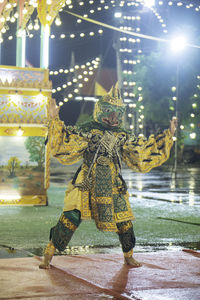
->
<box><xmin>49</xmin><ymin>99</ymin><xmax>60</xmax><ymax>119</ymax></box>
<box><xmin>170</xmin><ymin>116</ymin><xmax>178</xmax><ymax>136</ymax></box>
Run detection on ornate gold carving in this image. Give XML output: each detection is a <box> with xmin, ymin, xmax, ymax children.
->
<box><xmin>101</xmin><ymin>82</ymin><xmax>124</xmax><ymax>107</ymax></box>
<box><xmin>97</xmin><ymin>156</ymin><xmax>110</xmax><ymax>165</ymax></box>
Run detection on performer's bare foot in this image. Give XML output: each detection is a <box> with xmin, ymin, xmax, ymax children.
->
<box><xmin>39</xmin><ymin>241</ymin><xmax>55</xmax><ymax>269</ymax></box>
<box><xmin>39</xmin><ymin>261</ymin><xmax>51</xmax><ymax>269</ymax></box>
<box><xmin>124</xmin><ymin>256</ymin><xmax>142</xmax><ymax>268</ymax></box>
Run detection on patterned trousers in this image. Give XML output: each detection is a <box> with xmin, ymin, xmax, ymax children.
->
<box><xmin>50</xmin><ymin>209</ymin><xmax>136</xmax><ymax>253</ymax></box>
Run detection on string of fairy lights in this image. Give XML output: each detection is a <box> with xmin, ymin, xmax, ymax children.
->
<box><xmin>50</xmin><ymin>57</ymin><xmax>100</xmax><ymax>106</ymax></box>
<box><xmin>108</xmin><ymin>1</ymin><xmax>199</xmax><ymax>137</ymax></box>
<box><xmin>1</xmin><ymin>0</ymin><xmax>200</xmax><ymax>40</ymax></box>
<box><xmin>0</xmin><ymin>0</ymin><xmax>199</xmax><ymax>139</ymax></box>
<box><xmin>114</xmin><ymin>3</ymin><xmax>145</xmax><ymax>134</ymax></box>
<box><xmin>3</xmin><ymin>27</ymin><xmax>104</xmax><ymax>42</ymax></box>
<box><xmin>186</xmin><ymin>75</ymin><xmax>200</xmax><ymax>140</ymax></box>
<box><xmin>1</xmin><ymin>0</ymin><xmax>200</xmax><ymax>41</ymax></box>
<box><xmin>67</xmin><ymin>2</ymin><xmax>144</xmax><ymax>133</ymax></box>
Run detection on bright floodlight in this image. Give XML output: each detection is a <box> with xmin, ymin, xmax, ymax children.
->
<box><xmin>170</xmin><ymin>36</ymin><xmax>186</xmax><ymax>52</ymax></box>
<box><xmin>114</xmin><ymin>12</ymin><xmax>122</xmax><ymax>18</ymax></box>
<box><xmin>144</xmin><ymin>0</ymin><xmax>155</xmax><ymax>7</ymax></box>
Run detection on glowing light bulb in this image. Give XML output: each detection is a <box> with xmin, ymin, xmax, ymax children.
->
<box><xmin>23</xmin><ymin>8</ymin><xmax>28</xmax><ymax>14</ymax></box>
<box><xmin>55</xmin><ymin>16</ymin><xmax>61</xmax><ymax>26</ymax></box>
<box><xmin>6</xmin><ymin>3</ymin><xmax>12</xmax><ymax>9</ymax></box>
<box><xmin>114</xmin><ymin>12</ymin><xmax>122</xmax><ymax>18</ymax></box>
<box><xmin>46</xmin><ymin>14</ymin><xmax>51</xmax><ymax>21</ymax></box>
<box><xmin>170</xmin><ymin>36</ymin><xmax>186</xmax><ymax>52</ymax></box>
<box><xmin>1</xmin><ymin>27</ymin><xmax>6</xmax><ymax>34</ymax></box>
<box><xmin>34</xmin><ymin>20</ymin><xmax>40</xmax><ymax>30</ymax></box>
<box><xmin>17</xmin><ymin>126</ymin><xmax>24</xmax><ymax>136</ymax></box>
<box><xmin>28</xmin><ymin>22</ymin><xmax>33</xmax><ymax>30</ymax></box>
<box><xmin>10</xmin><ymin>16</ymin><xmax>15</xmax><ymax>23</ymax></box>
<box><xmin>190</xmin><ymin>132</ymin><xmax>196</xmax><ymax>139</ymax></box>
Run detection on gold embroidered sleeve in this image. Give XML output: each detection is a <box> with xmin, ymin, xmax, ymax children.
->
<box><xmin>48</xmin><ymin>118</ymin><xmax>89</xmax><ymax>165</ymax></box>
<box><xmin>122</xmin><ymin>129</ymin><xmax>174</xmax><ymax>173</ymax></box>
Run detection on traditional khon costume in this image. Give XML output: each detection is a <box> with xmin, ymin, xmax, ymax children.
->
<box><xmin>39</xmin><ymin>84</ymin><xmax>174</xmax><ymax>269</ymax></box>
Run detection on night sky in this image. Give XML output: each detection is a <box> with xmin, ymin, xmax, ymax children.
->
<box><xmin>2</xmin><ymin>1</ymin><xmax>200</xmax><ymax>68</ymax></box>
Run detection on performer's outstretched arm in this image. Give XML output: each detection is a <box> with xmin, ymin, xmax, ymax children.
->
<box><xmin>122</xmin><ymin>118</ymin><xmax>177</xmax><ymax>173</ymax></box>
<box><xmin>47</xmin><ymin>99</ymin><xmax>89</xmax><ymax>165</ymax></box>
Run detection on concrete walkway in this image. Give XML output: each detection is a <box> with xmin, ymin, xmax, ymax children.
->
<box><xmin>0</xmin><ymin>249</ymin><xmax>199</xmax><ymax>299</ymax></box>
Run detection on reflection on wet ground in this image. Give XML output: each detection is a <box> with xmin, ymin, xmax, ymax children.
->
<box><xmin>123</xmin><ymin>167</ymin><xmax>200</xmax><ymax>207</ymax></box>
<box><xmin>157</xmin><ymin>217</ymin><xmax>200</xmax><ymax>226</ymax></box>
<box><xmin>1</xmin><ymin>163</ymin><xmax>199</xmax><ymax>260</ymax></box>
<box><xmin>49</xmin><ymin>165</ymin><xmax>200</xmax><ymax>250</ymax></box>
<box><xmin>1</xmin><ymin>240</ymin><xmax>200</xmax><ymax>259</ymax></box>
<box><xmin>51</xmin><ymin>164</ymin><xmax>200</xmax><ymax>207</ymax></box>
<box><xmin>27</xmin><ymin>240</ymin><xmax>200</xmax><ymax>257</ymax></box>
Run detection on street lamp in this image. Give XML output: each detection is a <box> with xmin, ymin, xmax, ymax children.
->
<box><xmin>114</xmin><ymin>12</ymin><xmax>122</xmax><ymax>18</ymax></box>
<box><xmin>170</xmin><ymin>35</ymin><xmax>187</xmax><ymax>175</ymax></box>
<box><xmin>170</xmin><ymin>36</ymin><xmax>186</xmax><ymax>52</ymax></box>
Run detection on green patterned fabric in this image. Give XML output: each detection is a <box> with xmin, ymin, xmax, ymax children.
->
<box><xmin>50</xmin><ymin>210</ymin><xmax>81</xmax><ymax>251</ymax></box>
<box><xmin>117</xmin><ymin>221</ymin><xmax>136</xmax><ymax>252</ymax></box>
<box><xmin>96</xmin><ymin>203</ymin><xmax>113</xmax><ymax>222</ymax></box>
<box><xmin>113</xmin><ymin>194</ymin><xmax>128</xmax><ymax>213</ymax></box>
<box><xmin>50</xmin><ymin>208</ymin><xmax>136</xmax><ymax>253</ymax></box>
<box><xmin>89</xmin><ymin>162</ymin><xmax>134</xmax><ymax>231</ymax></box>
<box><xmin>95</xmin><ymin>165</ymin><xmax>112</xmax><ymax>197</ymax></box>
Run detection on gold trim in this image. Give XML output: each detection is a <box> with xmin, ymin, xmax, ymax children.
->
<box><xmin>0</xmin><ymin>195</ymin><xmax>47</xmax><ymax>206</ymax></box>
<box><xmin>117</xmin><ymin>220</ymin><xmax>133</xmax><ymax>234</ymax></box>
<box><xmin>0</xmin><ymin>126</ymin><xmax>47</xmax><ymax>136</ymax></box>
<box><xmin>59</xmin><ymin>214</ymin><xmax>77</xmax><ymax>231</ymax></box>
<box><xmin>45</xmin><ymin>131</ymin><xmax>51</xmax><ymax>189</ymax></box>
<box><xmin>0</xmin><ymin>89</ymin><xmax>51</xmax><ymax>96</ymax></box>
<box><xmin>0</xmin><ymin>65</ymin><xmax>48</xmax><ymax>72</ymax></box>
<box><xmin>124</xmin><ymin>249</ymin><xmax>133</xmax><ymax>258</ymax></box>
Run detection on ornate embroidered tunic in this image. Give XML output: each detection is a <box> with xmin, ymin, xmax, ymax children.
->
<box><xmin>48</xmin><ymin>118</ymin><xmax>173</xmax><ymax>232</ymax></box>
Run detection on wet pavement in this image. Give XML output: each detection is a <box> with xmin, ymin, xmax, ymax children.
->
<box><xmin>124</xmin><ymin>167</ymin><xmax>200</xmax><ymax>207</ymax></box>
<box><xmin>0</xmin><ymin>163</ymin><xmax>199</xmax><ymax>256</ymax></box>
<box><xmin>0</xmin><ymin>250</ymin><xmax>199</xmax><ymax>299</ymax></box>
<box><xmin>0</xmin><ymin>163</ymin><xmax>200</xmax><ymax>299</ymax></box>
<box><xmin>50</xmin><ymin>162</ymin><xmax>200</xmax><ymax>250</ymax></box>
<box><xmin>50</xmin><ymin>160</ymin><xmax>200</xmax><ymax>207</ymax></box>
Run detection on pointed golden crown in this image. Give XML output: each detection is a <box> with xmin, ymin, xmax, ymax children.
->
<box><xmin>101</xmin><ymin>82</ymin><xmax>124</xmax><ymax>107</ymax></box>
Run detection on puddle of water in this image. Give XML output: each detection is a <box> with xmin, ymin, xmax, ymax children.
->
<box><xmin>124</xmin><ymin>169</ymin><xmax>200</xmax><ymax>207</ymax></box>
<box><xmin>0</xmin><ymin>245</ymin><xmax>33</xmax><ymax>259</ymax></box>
<box><xmin>129</xmin><ymin>192</ymin><xmax>200</xmax><ymax>206</ymax></box>
<box><xmin>1</xmin><ymin>241</ymin><xmax>199</xmax><ymax>259</ymax></box>
<box><xmin>26</xmin><ymin>241</ymin><xmax>200</xmax><ymax>257</ymax></box>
